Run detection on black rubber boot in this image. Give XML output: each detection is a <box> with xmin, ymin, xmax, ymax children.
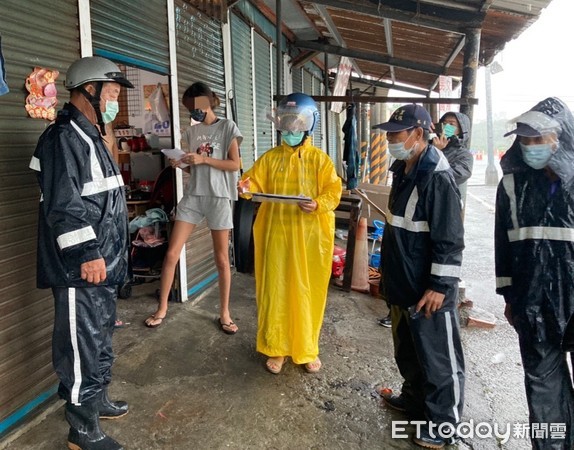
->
<box><xmin>65</xmin><ymin>401</ymin><xmax>124</xmax><ymax>450</ymax></box>
<box><xmin>97</xmin><ymin>388</ymin><xmax>129</xmax><ymax>419</ymax></box>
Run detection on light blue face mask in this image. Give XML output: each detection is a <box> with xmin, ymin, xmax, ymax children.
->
<box><xmin>102</xmin><ymin>100</ymin><xmax>119</xmax><ymax>124</ymax></box>
<box><xmin>282</xmin><ymin>131</ymin><xmax>305</xmax><ymax>147</ymax></box>
<box><xmin>443</xmin><ymin>123</ymin><xmax>457</xmax><ymax>138</ymax></box>
<box><xmin>388</xmin><ymin>131</ymin><xmax>417</xmax><ymax>160</ymax></box>
<box><xmin>519</xmin><ymin>142</ymin><xmax>555</xmax><ymax>170</ymax></box>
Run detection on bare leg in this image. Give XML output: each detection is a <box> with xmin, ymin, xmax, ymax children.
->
<box><xmin>145</xmin><ymin>220</ymin><xmax>195</xmax><ymax>326</ymax></box>
<box><xmin>211</xmin><ymin>229</ymin><xmax>237</xmax><ymax>332</ymax></box>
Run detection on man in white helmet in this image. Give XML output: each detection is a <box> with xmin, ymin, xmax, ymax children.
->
<box><xmin>29</xmin><ymin>56</ymin><xmax>133</xmax><ymax>450</ymax></box>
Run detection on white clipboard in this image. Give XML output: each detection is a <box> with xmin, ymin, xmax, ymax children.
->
<box><xmin>251</xmin><ymin>192</ymin><xmax>312</xmax><ymax>204</ymax></box>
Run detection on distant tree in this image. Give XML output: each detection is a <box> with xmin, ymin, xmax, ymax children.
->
<box><xmin>469</xmin><ymin>119</ymin><xmax>514</xmax><ymax>155</ymax></box>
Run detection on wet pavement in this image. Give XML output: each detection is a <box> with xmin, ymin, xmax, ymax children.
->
<box><xmin>1</xmin><ymin>160</ymin><xmax>535</xmax><ymax>450</ymax></box>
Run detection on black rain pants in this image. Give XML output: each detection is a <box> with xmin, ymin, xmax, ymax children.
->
<box><xmin>391</xmin><ymin>304</ymin><xmax>465</xmax><ymax>426</ymax></box>
<box><xmin>513</xmin><ymin>305</ymin><xmax>574</xmax><ymax>450</ymax></box>
<box><xmin>52</xmin><ymin>285</ymin><xmax>117</xmax><ymax>405</ymax></box>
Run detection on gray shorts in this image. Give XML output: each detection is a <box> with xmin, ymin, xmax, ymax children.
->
<box><xmin>175</xmin><ymin>195</ymin><xmax>233</xmax><ymax>230</ymax></box>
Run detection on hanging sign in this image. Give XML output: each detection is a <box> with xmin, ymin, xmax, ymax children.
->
<box><xmin>330</xmin><ymin>56</ymin><xmax>353</xmax><ymax>114</ymax></box>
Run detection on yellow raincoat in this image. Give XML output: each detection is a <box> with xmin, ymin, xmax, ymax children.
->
<box><xmin>242</xmin><ymin>138</ymin><xmax>342</xmax><ymax>364</ymax></box>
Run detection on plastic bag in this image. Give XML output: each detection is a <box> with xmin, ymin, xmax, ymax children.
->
<box><xmin>148</xmin><ymin>83</ymin><xmax>170</xmax><ymax>123</ymax></box>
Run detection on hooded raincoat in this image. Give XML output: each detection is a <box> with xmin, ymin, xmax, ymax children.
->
<box><xmin>439</xmin><ymin>112</ymin><xmax>473</xmax><ymax>188</ymax></box>
<box><xmin>495</xmin><ymin>97</ymin><xmax>574</xmax><ymax>449</ymax></box>
<box><xmin>242</xmin><ymin>138</ymin><xmax>342</xmax><ymax>364</ymax></box>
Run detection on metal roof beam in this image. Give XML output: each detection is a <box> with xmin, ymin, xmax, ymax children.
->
<box><xmin>345</xmin><ymin>75</ymin><xmax>431</xmax><ymax>96</ymax></box>
<box><xmin>291</xmin><ymin>50</ymin><xmax>320</xmax><ymax>68</ymax></box>
<box><xmin>480</xmin><ymin>0</ymin><xmax>495</xmax><ymax>13</ymax></box>
<box><xmin>383</xmin><ymin>18</ymin><xmax>395</xmax><ymax>83</ymax></box>
<box><xmin>428</xmin><ymin>35</ymin><xmax>466</xmax><ymax>91</ymax></box>
<box><xmin>295</xmin><ymin>39</ymin><xmax>447</xmax><ymax>76</ymax></box>
<box><xmin>314</xmin><ymin>4</ymin><xmax>363</xmax><ymax>76</ymax></box>
<box><xmin>365</xmin><ymin>0</ymin><xmax>485</xmax><ymax>23</ymax></box>
<box><xmin>308</xmin><ymin>0</ymin><xmax>482</xmax><ymax>34</ymax></box>
<box><xmin>274</xmin><ymin>94</ymin><xmax>478</xmax><ymax>105</ymax></box>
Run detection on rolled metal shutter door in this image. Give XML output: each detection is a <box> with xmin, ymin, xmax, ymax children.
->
<box><xmin>175</xmin><ymin>0</ymin><xmax>226</xmax><ymax>299</ymax></box>
<box><xmin>292</xmin><ymin>67</ymin><xmax>303</xmax><ymax>93</ymax></box>
<box><xmin>91</xmin><ymin>0</ymin><xmax>169</xmax><ymax>74</ymax></box>
<box><xmin>0</xmin><ymin>0</ymin><xmax>79</xmax><ymax>433</ymax></box>
<box><xmin>231</xmin><ymin>14</ymin><xmax>255</xmax><ymax>170</ymax></box>
<box><xmin>313</xmin><ymin>77</ymin><xmax>324</xmax><ymax>150</ymax></box>
<box><xmin>254</xmin><ymin>33</ymin><xmax>273</xmax><ymax>157</ymax></box>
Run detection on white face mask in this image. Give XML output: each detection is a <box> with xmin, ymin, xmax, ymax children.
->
<box><xmin>388</xmin><ymin>131</ymin><xmax>417</xmax><ymax>160</ymax></box>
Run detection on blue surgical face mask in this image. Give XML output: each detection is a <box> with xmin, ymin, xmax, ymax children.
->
<box><xmin>519</xmin><ymin>142</ymin><xmax>555</xmax><ymax>170</ymax></box>
<box><xmin>190</xmin><ymin>109</ymin><xmax>207</xmax><ymax>123</ymax></box>
<box><xmin>102</xmin><ymin>100</ymin><xmax>119</xmax><ymax>124</ymax></box>
<box><xmin>388</xmin><ymin>131</ymin><xmax>417</xmax><ymax>160</ymax></box>
<box><xmin>282</xmin><ymin>131</ymin><xmax>305</xmax><ymax>147</ymax></box>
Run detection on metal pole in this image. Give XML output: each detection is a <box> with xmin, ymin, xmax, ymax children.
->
<box><xmin>276</xmin><ymin>0</ymin><xmax>282</xmax><ymax>145</ymax></box>
<box><xmin>360</xmin><ymin>103</ymin><xmax>370</xmax><ymax>182</ymax></box>
<box><xmin>460</xmin><ymin>28</ymin><xmax>480</xmax><ymax>127</ymax></box>
<box><xmin>485</xmin><ymin>65</ymin><xmax>499</xmax><ymax>186</ymax></box>
<box><xmin>324</xmin><ymin>51</ymin><xmax>330</xmax><ymax>154</ymax></box>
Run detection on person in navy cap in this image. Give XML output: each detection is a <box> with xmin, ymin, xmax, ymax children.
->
<box><xmin>374</xmin><ymin>104</ymin><xmax>466</xmax><ymax>448</ymax></box>
<box><xmin>495</xmin><ymin>97</ymin><xmax>574</xmax><ymax>449</ymax></box>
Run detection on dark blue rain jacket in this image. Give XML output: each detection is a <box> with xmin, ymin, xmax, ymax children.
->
<box><xmin>30</xmin><ymin>103</ymin><xmax>129</xmax><ymax>288</ymax></box>
<box><xmin>382</xmin><ymin>145</ymin><xmax>464</xmax><ymax>308</ymax></box>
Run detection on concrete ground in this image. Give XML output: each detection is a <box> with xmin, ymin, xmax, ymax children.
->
<box><xmin>1</xmin><ymin>160</ymin><xmax>535</xmax><ymax>450</ymax></box>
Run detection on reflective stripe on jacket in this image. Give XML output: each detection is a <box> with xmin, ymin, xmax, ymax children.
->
<box><xmin>382</xmin><ymin>145</ymin><xmax>464</xmax><ymax>308</ymax></box>
<box><xmin>30</xmin><ymin>103</ymin><xmax>129</xmax><ymax>288</ymax></box>
<box><xmin>495</xmin><ymin>152</ymin><xmax>574</xmax><ymax>331</ymax></box>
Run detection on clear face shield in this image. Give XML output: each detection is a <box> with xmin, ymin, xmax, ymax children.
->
<box><xmin>507</xmin><ymin>111</ymin><xmax>562</xmax><ymax>141</ymax></box>
<box><xmin>267</xmin><ymin>105</ymin><xmax>316</xmax><ymax>133</ymax></box>
<box><xmin>508</xmin><ymin>111</ymin><xmax>562</xmax><ymax>170</ymax></box>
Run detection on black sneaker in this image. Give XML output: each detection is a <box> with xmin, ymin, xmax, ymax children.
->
<box><xmin>413</xmin><ymin>427</ymin><xmax>460</xmax><ymax>449</ymax></box>
<box><xmin>379</xmin><ymin>388</ymin><xmax>427</xmax><ymax>420</ymax></box>
<box><xmin>378</xmin><ymin>314</ymin><xmax>392</xmax><ymax>328</ymax></box>
<box><xmin>380</xmin><ymin>391</ymin><xmax>407</xmax><ymax>412</ymax></box>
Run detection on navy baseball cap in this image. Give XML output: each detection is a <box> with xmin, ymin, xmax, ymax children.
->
<box><xmin>503</xmin><ymin>123</ymin><xmax>542</xmax><ymax>138</ymax></box>
<box><xmin>373</xmin><ymin>104</ymin><xmax>432</xmax><ymax>132</ymax></box>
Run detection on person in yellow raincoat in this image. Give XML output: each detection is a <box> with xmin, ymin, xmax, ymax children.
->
<box><xmin>238</xmin><ymin>93</ymin><xmax>342</xmax><ymax>374</ymax></box>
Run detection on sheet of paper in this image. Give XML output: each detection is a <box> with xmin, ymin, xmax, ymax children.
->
<box><xmin>161</xmin><ymin>148</ymin><xmax>188</xmax><ymax>168</ymax></box>
<box><xmin>251</xmin><ymin>192</ymin><xmax>312</xmax><ymax>204</ymax></box>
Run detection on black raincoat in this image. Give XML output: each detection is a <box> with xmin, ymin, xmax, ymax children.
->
<box><xmin>30</xmin><ymin>102</ymin><xmax>128</xmax><ymax>404</ymax></box>
<box><xmin>381</xmin><ymin>144</ymin><xmax>465</xmax><ymax>429</ymax></box>
<box><xmin>342</xmin><ymin>103</ymin><xmax>359</xmax><ymax>189</ymax></box>
<box><xmin>382</xmin><ymin>145</ymin><xmax>464</xmax><ymax>309</ymax></box>
<box><xmin>495</xmin><ymin>97</ymin><xmax>574</xmax><ymax>450</ymax></box>
<box><xmin>31</xmin><ymin>103</ymin><xmax>129</xmax><ymax>288</ymax></box>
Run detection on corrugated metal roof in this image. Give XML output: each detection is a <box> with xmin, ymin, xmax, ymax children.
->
<box><xmin>253</xmin><ymin>0</ymin><xmax>553</xmax><ymax>93</ymax></box>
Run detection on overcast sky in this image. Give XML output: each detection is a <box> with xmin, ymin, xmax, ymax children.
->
<box><xmin>473</xmin><ymin>0</ymin><xmax>574</xmax><ymax>122</ymax></box>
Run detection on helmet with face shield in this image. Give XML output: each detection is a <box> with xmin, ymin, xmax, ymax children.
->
<box><xmin>273</xmin><ymin>93</ymin><xmax>319</xmax><ymax>134</ymax></box>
